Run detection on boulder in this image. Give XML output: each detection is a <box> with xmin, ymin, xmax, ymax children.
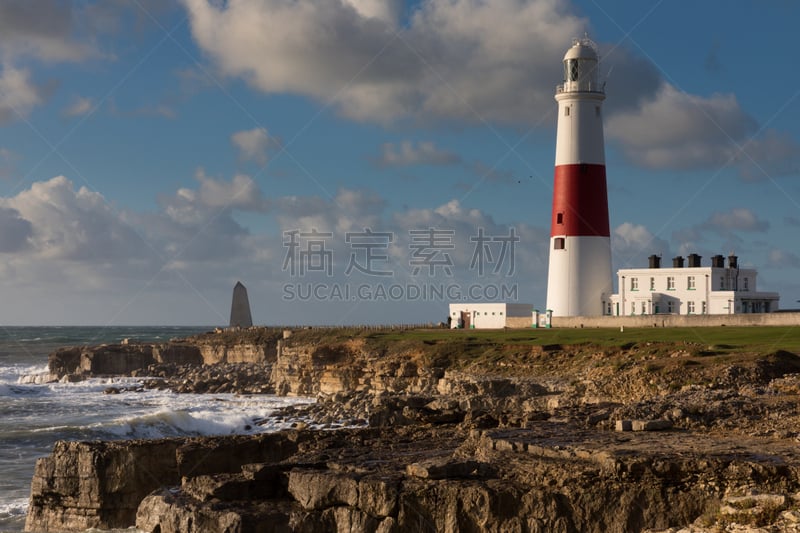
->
<box><xmin>287</xmin><ymin>470</ymin><xmax>359</xmax><ymax>510</ymax></box>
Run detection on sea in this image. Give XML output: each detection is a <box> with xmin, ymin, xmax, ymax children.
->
<box><xmin>0</xmin><ymin>326</ymin><xmax>314</xmax><ymax>533</ymax></box>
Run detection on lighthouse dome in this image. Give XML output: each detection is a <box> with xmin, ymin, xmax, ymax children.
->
<box><xmin>563</xmin><ymin>39</ymin><xmax>598</xmax><ymax>61</ymax></box>
<box><xmin>560</xmin><ymin>37</ymin><xmax>601</xmax><ymax>93</ymax></box>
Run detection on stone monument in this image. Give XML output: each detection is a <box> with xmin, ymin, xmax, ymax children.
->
<box><xmin>229</xmin><ymin>281</ymin><xmax>253</xmax><ymax>327</ymax></box>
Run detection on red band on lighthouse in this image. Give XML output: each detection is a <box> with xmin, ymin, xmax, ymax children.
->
<box><xmin>550</xmin><ymin>163</ymin><xmax>610</xmax><ymax>237</ymax></box>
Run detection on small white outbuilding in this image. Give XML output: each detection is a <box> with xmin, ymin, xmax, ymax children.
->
<box><xmin>448</xmin><ymin>303</ymin><xmax>533</xmax><ymax>329</ymax></box>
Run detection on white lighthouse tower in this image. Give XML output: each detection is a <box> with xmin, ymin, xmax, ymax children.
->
<box><xmin>546</xmin><ymin>37</ymin><xmax>612</xmax><ymax>317</ymax></box>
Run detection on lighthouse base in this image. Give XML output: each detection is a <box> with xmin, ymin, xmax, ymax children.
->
<box><xmin>546</xmin><ymin>235</ymin><xmax>612</xmax><ymax>317</ymax></box>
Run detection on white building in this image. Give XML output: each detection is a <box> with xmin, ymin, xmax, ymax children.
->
<box><xmin>609</xmin><ymin>254</ymin><xmax>779</xmax><ymax>316</ymax></box>
<box><xmin>448</xmin><ymin>303</ymin><xmax>533</xmax><ymax>329</ymax></box>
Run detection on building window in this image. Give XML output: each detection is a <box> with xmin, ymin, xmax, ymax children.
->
<box><xmin>687</xmin><ymin>276</ymin><xmax>695</xmax><ymax>290</ymax></box>
<box><xmin>667</xmin><ymin>301</ymin><xmax>674</xmax><ymax>313</ymax></box>
<box><xmin>556</xmin><ymin>212</ymin><xmax>563</xmax><ymax>224</ymax></box>
<box><xmin>564</xmin><ymin>106</ymin><xmax>570</xmax><ymax>116</ymax></box>
<box><xmin>554</xmin><ymin>237</ymin><xmax>565</xmax><ymax>250</ymax></box>
<box><xmin>641</xmin><ymin>301</ymin><xmax>647</xmax><ymax>314</ymax></box>
<box><xmin>595</xmin><ymin>106</ymin><xmax>600</xmax><ymax>117</ymax></box>
<box><xmin>687</xmin><ymin>301</ymin><xmax>695</xmax><ymax>314</ymax></box>
<box><xmin>607</xmin><ymin>302</ymin><xmax>612</xmax><ymax>315</ymax></box>
<box><xmin>631</xmin><ymin>277</ymin><xmax>638</xmax><ymax>291</ymax></box>
<box><xmin>743</xmin><ymin>277</ymin><xmax>749</xmax><ymax>291</ymax></box>
<box><xmin>719</xmin><ymin>276</ymin><xmax>725</xmax><ymax>290</ymax></box>
<box><xmin>667</xmin><ymin>277</ymin><xmax>675</xmax><ymax>290</ymax></box>
<box><xmin>649</xmin><ymin>277</ymin><xmax>655</xmax><ymax>291</ymax></box>
<box><xmin>702</xmin><ymin>301</ymin><xmax>707</xmax><ymax>314</ymax></box>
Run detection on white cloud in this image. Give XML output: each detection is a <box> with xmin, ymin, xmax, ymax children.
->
<box><xmin>0</xmin><ymin>172</ymin><xmax>552</xmax><ymax>324</ymax></box>
<box><xmin>606</xmin><ymin>84</ymin><xmax>800</xmax><ymax>179</ymax></box>
<box><xmin>343</xmin><ymin>0</ymin><xmax>403</xmax><ymax>24</ymax></box>
<box><xmin>231</xmin><ymin>127</ymin><xmax>275</xmax><ymax>166</ymax></box>
<box><xmin>140</xmin><ymin>170</ymin><xmax>273</xmax><ymax>265</ymax></box>
<box><xmin>179</xmin><ymin>0</ymin><xmax>584</xmax><ymax>124</ymax></box>
<box><xmin>62</xmin><ymin>96</ymin><xmax>94</xmax><ymax>117</ymax></box>
<box><xmin>390</xmin><ymin>198</ymin><xmax>548</xmax><ymax>277</ymax></box>
<box><xmin>178</xmin><ymin>0</ymin><xmax>799</xmax><ymax>178</ymax></box>
<box><xmin>192</xmin><ymin>168</ymin><xmax>268</xmax><ymax>211</ymax></box>
<box><xmin>612</xmin><ymin>222</ymin><xmax>670</xmax><ymax>269</ymax></box>
<box><xmin>275</xmin><ymin>188</ymin><xmax>385</xmax><ymax>239</ymax></box>
<box><xmin>0</xmin><ymin>1</ymin><xmax>97</xmax><ymax>63</ymax></box>
<box><xmin>707</xmin><ymin>208</ymin><xmax>769</xmax><ymax>233</ymax></box>
<box><xmin>0</xmin><ymin>1</ymin><xmax>175</xmax><ymax>63</ymax></box>
<box><xmin>606</xmin><ymin>84</ymin><xmax>756</xmax><ymax>170</ymax></box>
<box><xmin>0</xmin><ymin>2</ymin><xmax>181</xmax><ymax>125</ymax></box>
<box><xmin>0</xmin><ymin>206</ymin><xmax>32</xmax><ymax>252</ymax></box>
<box><xmin>0</xmin><ymin>64</ymin><xmax>43</xmax><ymax>123</ymax></box>
<box><xmin>766</xmin><ymin>249</ymin><xmax>800</xmax><ymax>269</ymax></box>
<box><xmin>0</xmin><ymin>0</ymin><xmax>126</xmax><ymax>124</ymax></box>
<box><xmin>671</xmin><ymin>207</ymin><xmax>770</xmax><ymax>256</ymax></box>
<box><xmin>0</xmin><ymin>175</ymin><xmax>276</xmax><ymax>321</ymax></box>
<box><xmin>377</xmin><ymin>140</ymin><xmax>460</xmax><ymax>167</ymax></box>
<box><xmin>734</xmin><ymin>131</ymin><xmax>800</xmax><ymax>181</ymax></box>
<box><xmin>0</xmin><ymin>176</ymin><xmax>147</xmax><ymax>262</ymax></box>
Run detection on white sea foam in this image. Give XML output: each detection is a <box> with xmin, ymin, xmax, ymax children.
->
<box><xmin>0</xmin><ymin>381</ymin><xmax>43</xmax><ymax>397</ymax></box>
<box><xmin>0</xmin><ymin>497</ymin><xmax>28</xmax><ymax>518</ymax></box>
<box><xmin>99</xmin><ymin>408</ymin><xmax>256</xmax><ymax>439</ymax></box>
<box><xmin>94</xmin><ymin>394</ymin><xmax>314</xmax><ymax>439</ymax></box>
<box><xmin>2</xmin><ymin>364</ymin><xmax>51</xmax><ymax>387</ymax></box>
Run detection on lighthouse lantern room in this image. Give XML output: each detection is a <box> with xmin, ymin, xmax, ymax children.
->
<box><xmin>546</xmin><ymin>37</ymin><xmax>613</xmax><ymax>317</ymax></box>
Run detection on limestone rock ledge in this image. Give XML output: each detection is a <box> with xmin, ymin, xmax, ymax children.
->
<box><xmin>25</xmin><ymin>432</ymin><xmax>306</xmax><ymax>532</ymax></box>
<box><xmin>25</xmin><ymin>425</ymin><xmax>800</xmax><ymax>533</ymax></box>
<box><xmin>47</xmin><ymin>339</ymin><xmax>278</xmax><ymax>381</ymax></box>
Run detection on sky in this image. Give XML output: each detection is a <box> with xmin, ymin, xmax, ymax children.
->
<box><xmin>0</xmin><ymin>0</ymin><xmax>798</xmax><ymax>326</ymax></box>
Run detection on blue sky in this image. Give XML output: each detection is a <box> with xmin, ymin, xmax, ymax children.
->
<box><xmin>0</xmin><ymin>0</ymin><xmax>798</xmax><ymax>325</ymax></box>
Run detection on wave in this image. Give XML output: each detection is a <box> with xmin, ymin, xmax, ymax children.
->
<box><xmin>1</xmin><ymin>396</ymin><xmax>314</xmax><ymax>444</ymax></box>
<box><xmin>0</xmin><ymin>497</ymin><xmax>27</xmax><ymax>519</ymax></box>
<box><xmin>98</xmin><ymin>407</ymin><xmax>268</xmax><ymax>439</ymax></box>
<box><xmin>0</xmin><ymin>368</ymin><xmax>49</xmax><ymax>395</ymax></box>
<box><xmin>75</xmin><ymin>393</ymin><xmax>314</xmax><ymax>440</ymax></box>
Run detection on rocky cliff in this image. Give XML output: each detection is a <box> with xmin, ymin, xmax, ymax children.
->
<box><xmin>46</xmin><ymin>329</ymin><xmax>280</xmax><ymax>383</ymax></box>
<box><xmin>25</xmin><ymin>327</ymin><xmax>800</xmax><ymax>532</ymax></box>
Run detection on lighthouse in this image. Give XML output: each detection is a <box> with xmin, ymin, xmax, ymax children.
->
<box><xmin>546</xmin><ymin>37</ymin><xmax>612</xmax><ymax>317</ymax></box>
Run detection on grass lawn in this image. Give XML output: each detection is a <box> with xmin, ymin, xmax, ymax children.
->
<box><xmin>367</xmin><ymin>326</ymin><xmax>800</xmax><ymax>355</ymax></box>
